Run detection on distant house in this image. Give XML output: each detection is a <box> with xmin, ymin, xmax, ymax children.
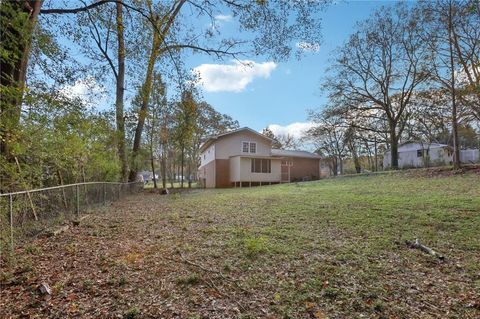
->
<box><xmin>198</xmin><ymin>127</ymin><xmax>323</xmax><ymax>188</ymax></box>
<box><xmin>383</xmin><ymin>142</ymin><xmax>480</xmax><ymax>169</ymax></box>
<box><xmin>138</xmin><ymin>171</ymin><xmax>159</xmax><ymax>184</ymax></box>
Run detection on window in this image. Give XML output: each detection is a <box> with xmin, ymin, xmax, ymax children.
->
<box><xmin>417</xmin><ymin>149</ymin><xmax>429</xmax><ymax>157</ymax></box>
<box><xmin>250</xmin><ymin>142</ymin><xmax>256</xmax><ymax>153</ymax></box>
<box><xmin>251</xmin><ymin>159</ymin><xmax>271</xmax><ymax>173</ymax></box>
<box><xmin>281</xmin><ymin>160</ymin><xmax>293</xmax><ymax>166</ymax></box>
<box><xmin>242</xmin><ymin>141</ymin><xmax>257</xmax><ymax>153</ymax></box>
<box><xmin>242</xmin><ymin>142</ymin><xmax>249</xmax><ymax>153</ymax></box>
<box><xmin>262</xmin><ymin>159</ymin><xmax>271</xmax><ymax>173</ymax></box>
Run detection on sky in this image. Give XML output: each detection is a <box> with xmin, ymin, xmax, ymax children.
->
<box><xmin>182</xmin><ymin>0</ymin><xmax>398</xmax><ymax>139</ymax></box>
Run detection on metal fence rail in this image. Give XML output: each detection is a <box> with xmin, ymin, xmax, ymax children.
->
<box><xmin>0</xmin><ymin>182</ymin><xmax>143</xmax><ymax>257</ymax></box>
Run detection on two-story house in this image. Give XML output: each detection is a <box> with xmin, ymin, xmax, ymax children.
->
<box><xmin>198</xmin><ymin>127</ymin><xmax>323</xmax><ymax>188</ymax></box>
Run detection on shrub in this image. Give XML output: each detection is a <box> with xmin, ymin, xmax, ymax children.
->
<box><xmin>124</xmin><ymin>307</ymin><xmax>140</xmax><ymax>319</ymax></box>
<box><xmin>176</xmin><ymin>273</ymin><xmax>201</xmax><ymax>286</ymax></box>
<box><xmin>244</xmin><ymin>236</ymin><xmax>268</xmax><ymax>258</ymax></box>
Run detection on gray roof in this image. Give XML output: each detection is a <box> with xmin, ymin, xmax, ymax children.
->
<box><xmin>271</xmin><ymin>149</ymin><xmax>322</xmax><ymax>159</ymax></box>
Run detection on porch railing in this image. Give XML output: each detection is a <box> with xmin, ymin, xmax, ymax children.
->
<box><xmin>0</xmin><ymin>182</ymin><xmax>143</xmax><ymax>257</ymax></box>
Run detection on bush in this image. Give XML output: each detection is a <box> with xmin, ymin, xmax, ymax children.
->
<box><xmin>244</xmin><ymin>236</ymin><xmax>268</xmax><ymax>258</ymax></box>
<box><xmin>124</xmin><ymin>307</ymin><xmax>140</xmax><ymax>319</ymax></box>
<box><xmin>176</xmin><ymin>273</ymin><xmax>201</xmax><ymax>286</ymax></box>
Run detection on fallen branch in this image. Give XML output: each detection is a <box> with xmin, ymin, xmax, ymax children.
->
<box><xmin>38</xmin><ymin>225</ymin><xmax>70</xmax><ymax>238</ymax></box>
<box><xmin>176</xmin><ymin>253</ymin><xmax>248</xmax><ymax>311</ymax></box>
<box><xmin>406</xmin><ymin>239</ymin><xmax>445</xmax><ymax>261</ymax></box>
<box><xmin>72</xmin><ymin>214</ymin><xmax>89</xmax><ymax>226</ymax></box>
<box><xmin>167</xmin><ymin>252</ymin><xmax>249</xmax><ymax>293</ymax></box>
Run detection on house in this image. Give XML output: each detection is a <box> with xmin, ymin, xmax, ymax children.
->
<box><xmin>197</xmin><ymin>127</ymin><xmax>322</xmax><ymax>188</ymax></box>
<box><xmin>138</xmin><ymin>171</ymin><xmax>159</xmax><ymax>184</ymax></box>
<box><xmin>383</xmin><ymin>142</ymin><xmax>480</xmax><ymax>169</ymax></box>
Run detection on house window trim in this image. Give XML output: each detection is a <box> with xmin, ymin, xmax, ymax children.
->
<box><xmin>251</xmin><ymin>158</ymin><xmax>271</xmax><ymax>173</ymax></box>
<box><xmin>281</xmin><ymin>160</ymin><xmax>293</xmax><ymax>167</ymax></box>
<box><xmin>250</xmin><ymin>142</ymin><xmax>257</xmax><ymax>154</ymax></box>
<box><xmin>417</xmin><ymin>149</ymin><xmax>430</xmax><ymax>158</ymax></box>
<box><xmin>242</xmin><ymin>141</ymin><xmax>257</xmax><ymax>154</ymax></box>
<box><xmin>242</xmin><ymin>141</ymin><xmax>250</xmax><ymax>153</ymax></box>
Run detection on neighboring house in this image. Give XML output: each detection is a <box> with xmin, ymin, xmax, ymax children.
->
<box><xmin>138</xmin><ymin>171</ymin><xmax>159</xmax><ymax>184</ymax></box>
<box><xmin>383</xmin><ymin>142</ymin><xmax>480</xmax><ymax>169</ymax></box>
<box><xmin>460</xmin><ymin>149</ymin><xmax>480</xmax><ymax>163</ymax></box>
<box><xmin>198</xmin><ymin>127</ymin><xmax>322</xmax><ymax>188</ymax></box>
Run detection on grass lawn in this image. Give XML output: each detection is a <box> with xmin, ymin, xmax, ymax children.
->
<box><xmin>1</xmin><ymin>172</ymin><xmax>479</xmax><ymax>318</ymax></box>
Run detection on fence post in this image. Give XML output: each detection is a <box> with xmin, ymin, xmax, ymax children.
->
<box><xmin>9</xmin><ymin>194</ymin><xmax>14</xmax><ymax>254</ymax></box>
<box><xmin>76</xmin><ymin>184</ymin><xmax>80</xmax><ymax>215</ymax></box>
<box><xmin>103</xmin><ymin>183</ymin><xmax>106</xmax><ymax>205</ymax></box>
<box><xmin>118</xmin><ymin>184</ymin><xmax>121</xmax><ymax>200</ymax></box>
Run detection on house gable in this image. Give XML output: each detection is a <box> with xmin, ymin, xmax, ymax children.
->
<box><xmin>214</xmin><ymin>130</ymin><xmax>272</xmax><ymax>159</ymax></box>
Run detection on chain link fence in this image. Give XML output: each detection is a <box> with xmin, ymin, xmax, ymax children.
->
<box><xmin>0</xmin><ymin>182</ymin><xmax>143</xmax><ymax>258</ymax></box>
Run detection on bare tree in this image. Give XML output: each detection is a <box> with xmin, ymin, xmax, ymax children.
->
<box><xmin>145</xmin><ymin>73</ymin><xmax>166</xmax><ymax>189</ymax></box>
<box><xmin>420</xmin><ymin>0</ymin><xmax>480</xmax><ymax>168</ymax></box>
<box><xmin>323</xmin><ymin>4</ymin><xmax>431</xmax><ymax>169</ymax></box>
<box><xmin>305</xmin><ymin>109</ymin><xmax>348</xmax><ymax>175</ymax></box>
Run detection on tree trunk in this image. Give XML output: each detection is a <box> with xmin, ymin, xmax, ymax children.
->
<box><xmin>127</xmin><ymin>1</ymin><xmax>186</xmax><ymax>182</ymax></box>
<box><xmin>180</xmin><ymin>146</ymin><xmax>184</xmax><ymax>188</ymax></box>
<box><xmin>128</xmin><ymin>31</ymin><xmax>161</xmax><ymax>181</ymax></box>
<box><xmin>151</xmin><ymin>156</ymin><xmax>157</xmax><ymax>189</ymax></box>
<box><xmin>188</xmin><ymin>158</ymin><xmax>191</xmax><ymax>188</ymax></box>
<box><xmin>389</xmin><ymin>124</ymin><xmax>399</xmax><ymax>169</ymax></box>
<box><xmin>115</xmin><ymin>1</ymin><xmax>128</xmax><ymax>182</ymax></box>
<box><xmin>448</xmin><ymin>2</ymin><xmax>461</xmax><ymax>169</ymax></box>
<box><xmin>161</xmin><ymin>146</ymin><xmax>166</xmax><ymax>189</ymax></box>
<box><xmin>0</xmin><ymin>0</ymin><xmax>43</xmax><ymax>161</ymax></box>
<box><xmin>150</xmin><ymin>133</ymin><xmax>157</xmax><ymax>189</ymax></box>
<box><xmin>349</xmin><ymin>143</ymin><xmax>361</xmax><ymax>173</ymax></box>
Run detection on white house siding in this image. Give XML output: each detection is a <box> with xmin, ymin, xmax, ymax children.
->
<box><xmin>382</xmin><ymin>142</ymin><xmax>480</xmax><ymax>169</ymax></box>
<box><xmin>200</xmin><ymin>144</ymin><xmax>215</xmax><ymax>167</ymax></box>
<box><xmin>230</xmin><ymin>155</ymin><xmax>283</xmax><ymax>183</ymax></box>
<box><xmin>215</xmin><ymin>131</ymin><xmax>272</xmax><ymax>159</ymax></box>
<box><xmin>384</xmin><ymin>143</ymin><xmax>447</xmax><ymax>169</ymax></box>
<box><xmin>229</xmin><ymin>156</ymin><xmax>241</xmax><ymax>182</ymax></box>
<box><xmin>460</xmin><ymin>149</ymin><xmax>480</xmax><ymax>163</ymax></box>
<box><xmin>397</xmin><ymin>148</ymin><xmax>451</xmax><ymax>168</ymax></box>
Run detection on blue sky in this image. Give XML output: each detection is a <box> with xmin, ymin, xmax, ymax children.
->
<box><xmin>183</xmin><ymin>0</ymin><xmax>397</xmax><ymax>138</ymax></box>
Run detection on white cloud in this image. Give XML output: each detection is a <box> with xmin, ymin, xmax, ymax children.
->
<box><xmin>214</xmin><ymin>14</ymin><xmax>232</xmax><ymax>22</ymax></box>
<box><xmin>267</xmin><ymin>122</ymin><xmax>315</xmax><ymax>139</ymax></box>
<box><xmin>193</xmin><ymin>60</ymin><xmax>277</xmax><ymax>93</ymax></box>
<box><xmin>296</xmin><ymin>41</ymin><xmax>320</xmax><ymax>53</ymax></box>
<box><xmin>59</xmin><ymin>78</ymin><xmax>107</xmax><ymax>107</ymax></box>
